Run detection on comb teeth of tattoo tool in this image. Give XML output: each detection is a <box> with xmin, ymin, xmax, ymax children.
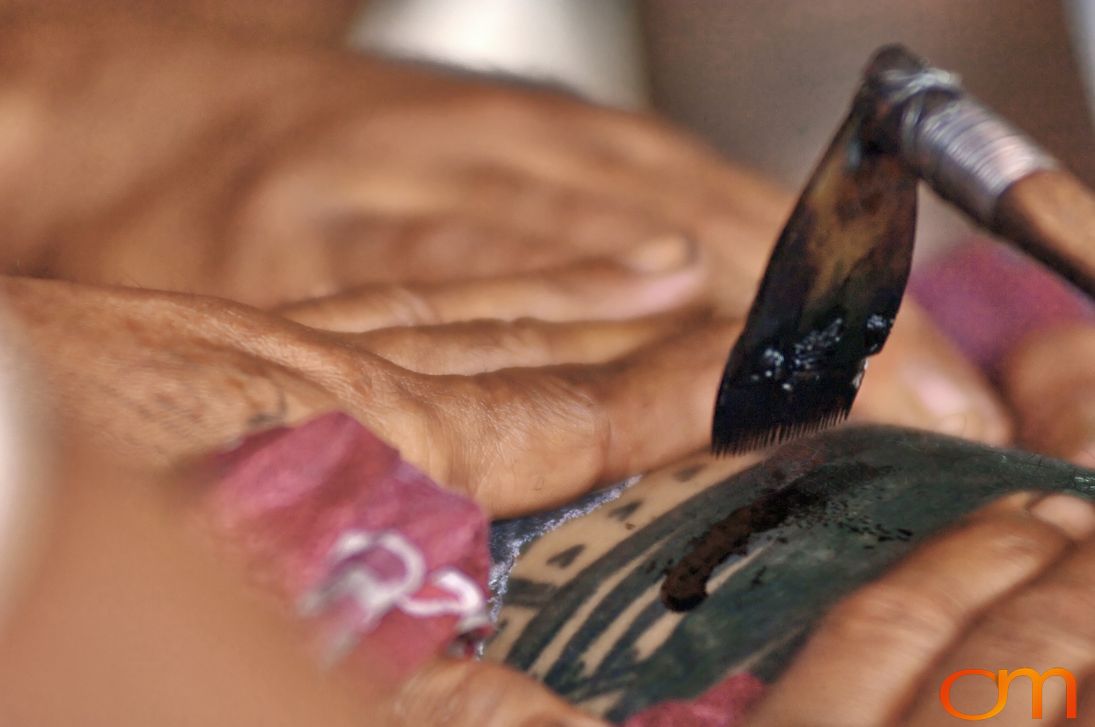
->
<box><xmin>712</xmin><ymin>44</ymin><xmax>1095</xmax><ymax>456</ymax></box>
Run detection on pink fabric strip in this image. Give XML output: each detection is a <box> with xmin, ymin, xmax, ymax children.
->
<box><xmin>910</xmin><ymin>236</ymin><xmax>1095</xmax><ymax>375</ymax></box>
<box><xmin>622</xmin><ymin>673</ymin><xmax>765</xmax><ymax>727</ymax></box>
<box><xmin>202</xmin><ymin>411</ymin><xmax>768</xmax><ymax>722</ymax></box>
<box><xmin>203</xmin><ymin>412</ymin><xmax>491</xmax><ymax>678</ymax></box>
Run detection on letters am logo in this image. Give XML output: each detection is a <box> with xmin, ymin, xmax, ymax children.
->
<box><xmin>939</xmin><ymin>668</ymin><xmax>1077</xmax><ymax>720</ymax></box>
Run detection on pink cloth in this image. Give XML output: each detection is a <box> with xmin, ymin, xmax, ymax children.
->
<box><xmin>910</xmin><ymin>236</ymin><xmax>1095</xmax><ymax>374</ymax></box>
<box><xmin>204</xmin><ymin>412</ymin><xmax>764</xmax><ymax>722</ymax></box>
<box><xmin>622</xmin><ymin>673</ymin><xmax>766</xmax><ymax>727</ymax></box>
<box><xmin>204</xmin><ymin>412</ymin><xmax>491</xmax><ymax>677</ymax></box>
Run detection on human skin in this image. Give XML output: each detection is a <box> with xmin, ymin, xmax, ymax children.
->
<box><xmin>1002</xmin><ymin>322</ymin><xmax>1095</xmax><ymax>468</ymax></box>
<box><xmin>0</xmin><ymin>15</ymin><xmax>1020</xmax><ymax>509</ymax></box>
<box><xmin>2</xmin><ymin>267</ymin><xmax>729</xmax><ymax>520</ymax></box>
<box><xmin>490</xmin><ymin>427</ymin><xmax>1095</xmax><ymax>724</ymax></box>
<box><xmin>0</xmin><ymin>443</ymin><xmax>607</xmax><ymax>727</ymax></box>
<box><xmin>5</xmin><ymin>431</ymin><xmax>1094</xmax><ymax>727</ymax></box>
<box><xmin>0</xmin><ymin>17</ymin><xmax>1010</xmax><ymax>445</ymax></box>
<box><xmin>753</xmin><ymin>489</ymin><xmax>1095</xmax><ymax>726</ymax></box>
<box><xmin>0</xmin><ymin>0</ymin><xmax>362</xmax><ymax>45</ymax></box>
<box><xmin>0</xmin><ymin>15</ymin><xmax>1088</xmax><ymax>726</ymax></box>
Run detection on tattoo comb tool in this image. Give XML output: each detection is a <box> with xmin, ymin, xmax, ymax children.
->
<box><xmin>712</xmin><ymin>44</ymin><xmax>1095</xmax><ymax>456</ymax></box>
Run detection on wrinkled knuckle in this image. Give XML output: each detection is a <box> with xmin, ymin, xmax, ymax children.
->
<box><xmin>509</xmin><ymin>370</ymin><xmax>607</xmax><ymax>458</ymax></box>
<box><xmin>969</xmin><ymin>516</ymin><xmax>1070</xmax><ymax>564</ymax></box>
<box><xmin>565</xmin><ymin>372</ymin><xmax>615</xmax><ymax>466</ymax></box>
<box><xmin>825</xmin><ymin>583</ymin><xmax>960</xmax><ymax>646</ymax></box>
<box><xmin>460</xmin><ymin>369</ymin><xmax>611</xmax><ymax>512</ymax></box>
<box><xmin>552</xmin><ymin>373</ymin><xmax>612</xmax><ymax>460</ymax></box>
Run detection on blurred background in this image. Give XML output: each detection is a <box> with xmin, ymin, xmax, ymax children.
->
<box><xmin>350</xmin><ymin>0</ymin><xmax>1095</xmax><ymax>261</ymax></box>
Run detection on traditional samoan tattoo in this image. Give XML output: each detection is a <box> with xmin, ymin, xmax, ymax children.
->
<box><xmin>486</xmin><ymin>425</ymin><xmax>1095</xmax><ymax>722</ymax></box>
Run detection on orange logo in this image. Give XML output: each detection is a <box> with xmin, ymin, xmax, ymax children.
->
<box><xmin>940</xmin><ymin>668</ymin><xmax>1077</xmax><ymax>720</ymax></box>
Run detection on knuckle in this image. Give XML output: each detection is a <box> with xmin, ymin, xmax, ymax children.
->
<box><xmin>539</xmin><ymin>372</ymin><xmax>612</xmax><ymax>459</ymax></box>
<box><xmin>824</xmin><ymin>582</ymin><xmax>961</xmax><ymax>646</ymax></box>
<box><xmin>468</xmin><ymin>370</ymin><xmax>608</xmax><ymax>498</ymax></box>
<box><xmin>485</xmin><ymin>369</ymin><xmax>601</xmax><ymax>434</ymax></box>
<box><xmin>965</xmin><ymin>515</ymin><xmax>1070</xmax><ymax>564</ymax></box>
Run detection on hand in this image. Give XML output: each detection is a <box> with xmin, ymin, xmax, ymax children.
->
<box><xmin>4</xmin><ymin>263</ymin><xmax>727</xmax><ymax>518</ymax></box>
<box><xmin>748</xmin><ymin>491</ymin><xmax>1095</xmax><ymax>726</ymax></box>
<box><xmin>0</xmin><ymin>17</ymin><xmax>1014</xmax><ymax>449</ymax></box>
<box><xmin>0</xmin><ymin>18</ymin><xmax>776</xmax><ymax>311</ymax></box>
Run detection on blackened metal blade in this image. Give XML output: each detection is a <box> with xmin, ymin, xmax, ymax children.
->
<box><xmin>712</xmin><ymin>99</ymin><xmax>918</xmax><ymax>455</ymax></box>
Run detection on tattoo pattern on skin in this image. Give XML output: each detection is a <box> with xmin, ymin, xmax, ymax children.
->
<box><xmin>486</xmin><ymin>426</ymin><xmax>1095</xmax><ymax>722</ymax></box>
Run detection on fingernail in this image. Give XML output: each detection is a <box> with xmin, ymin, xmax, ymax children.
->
<box><xmin>619</xmin><ymin>235</ymin><xmax>698</xmax><ymax>274</ymax></box>
<box><xmin>1028</xmin><ymin>493</ymin><xmax>1095</xmax><ymax>539</ymax></box>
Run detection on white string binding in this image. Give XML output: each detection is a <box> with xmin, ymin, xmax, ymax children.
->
<box><xmin>300</xmin><ymin>528</ymin><xmax>489</xmax><ymax>665</ymax></box>
<box><xmin>874</xmin><ymin>66</ymin><xmax>1059</xmax><ymax>222</ymax></box>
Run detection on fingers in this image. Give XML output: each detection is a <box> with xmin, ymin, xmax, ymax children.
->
<box><xmin>278</xmin><ymin>235</ymin><xmax>704</xmax><ymax>332</ymax></box>
<box><xmin>318</xmin><ymin>212</ymin><xmax>622</xmax><ymax>286</ymax></box>
<box><xmin>400</xmin><ymin>319</ymin><xmax>739</xmax><ymax>517</ymax></box>
<box><xmin>904</xmin><ymin>494</ymin><xmax>1095</xmax><ymax>726</ymax></box>
<box><xmin>236</xmin><ymin>91</ymin><xmax>781</xmax><ymax>310</ymax></box>
<box><xmin>747</xmin><ymin>493</ymin><xmax>1092</xmax><ymax>727</ymax></box>
<box><xmin>390</xmin><ymin>658</ymin><xmax>604</xmax><ymax>727</ymax></box>
<box><xmin>354</xmin><ymin>309</ymin><xmax>709</xmax><ymax>375</ymax></box>
<box><xmin>1001</xmin><ymin>322</ymin><xmax>1095</xmax><ymax>467</ymax></box>
<box><xmin>852</xmin><ymin>302</ymin><xmax>1013</xmax><ymax>446</ymax></box>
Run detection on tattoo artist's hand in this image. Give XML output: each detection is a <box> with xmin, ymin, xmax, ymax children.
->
<box><xmin>4</xmin><ymin>268</ymin><xmax>725</xmax><ymax>518</ymax></box>
<box><xmin>748</xmin><ymin>491</ymin><xmax>1095</xmax><ymax>726</ymax></box>
<box><xmin>0</xmin><ymin>18</ymin><xmax>1011</xmax><ymax>447</ymax></box>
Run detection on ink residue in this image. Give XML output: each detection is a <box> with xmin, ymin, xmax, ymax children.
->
<box><xmin>660</xmin><ymin>462</ymin><xmax>892</xmax><ymax>611</ymax></box>
<box><xmin>863</xmin><ymin>313</ymin><xmax>894</xmax><ymax>353</ymax></box>
<box><xmin>660</xmin><ymin>485</ymin><xmax>824</xmax><ymax>611</ymax></box>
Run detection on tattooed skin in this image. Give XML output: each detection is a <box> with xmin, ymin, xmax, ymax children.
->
<box><xmin>486</xmin><ymin>426</ymin><xmax>1095</xmax><ymax>722</ymax></box>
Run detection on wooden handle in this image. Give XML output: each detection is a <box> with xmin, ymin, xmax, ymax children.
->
<box><xmin>993</xmin><ymin>169</ymin><xmax>1095</xmax><ymax>300</ymax></box>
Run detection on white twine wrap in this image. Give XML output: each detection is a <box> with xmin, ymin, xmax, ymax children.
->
<box><xmin>300</xmin><ymin>529</ymin><xmax>489</xmax><ymax>664</ymax></box>
<box><xmin>875</xmin><ymin>67</ymin><xmax>1060</xmax><ymax>222</ymax></box>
